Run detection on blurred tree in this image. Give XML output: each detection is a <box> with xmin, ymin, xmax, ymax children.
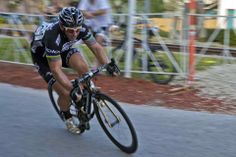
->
<box><xmin>150</xmin><ymin>0</ymin><xmax>165</xmax><ymax>13</ymax></box>
<box><xmin>111</xmin><ymin>0</ymin><xmax>128</xmax><ymax>13</ymax></box>
<box><xmin>69</xmin><ymin>0</ymin><xmax>79</xmax><ymax>7</ymax></box>
<box><xmin>135</xmin><ymin>0</ymin><xmax>165</xmax><ymax>13</ymax></box>
<box><xmin>7</xmin><ymin>0</ymin><xmax>21</xmax><ymax>12</ymax></box>
<box><xmin>111</xmin><ymin>0</ymin><xmax>165</xmax><ymax>13</ymax></box>
<box><xmin>163</xmin><ymin>0</ymin><xmax>184</xmax><ymax>12</ymax></box>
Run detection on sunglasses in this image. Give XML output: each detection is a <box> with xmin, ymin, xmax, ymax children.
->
<box><xmin>64</xmin><ymin>26</ymin><xmax>82</xmax><ymax>33</ymax></box>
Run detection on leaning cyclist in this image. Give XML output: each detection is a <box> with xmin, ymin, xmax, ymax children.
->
<box><xmin>31</xmin><ymin>7</ymin><xmax>119</xmax><ymax>134</ymax></box>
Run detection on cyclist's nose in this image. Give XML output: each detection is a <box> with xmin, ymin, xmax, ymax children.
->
<box><xmin>69</xmin><ymin>32</ymin><xmax>79</xmax><ymax>39</ymax></box>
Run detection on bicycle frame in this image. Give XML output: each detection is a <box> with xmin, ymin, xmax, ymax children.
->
<box><xmin>47</xmin><ymin>60</ymin><xmax>138</xmax><ymax>153</ymax></box>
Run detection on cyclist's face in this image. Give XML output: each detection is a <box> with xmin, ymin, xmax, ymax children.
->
<box><xmin>64</xmin><ymin>26</ymin><xmax>81</xmax><ymax>41</ymax></box>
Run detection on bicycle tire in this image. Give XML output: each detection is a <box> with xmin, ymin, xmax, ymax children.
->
<box><xmin>147</xmin><ymin>46</ymin><xmax>176</xmax><ymax>84</ymax></box>
<box><xmin>93</xmin><ymin>92</ymin><xmax>138</xmax><ymax>153</ymax></box>
<box><xmin>48</xmin><ymin>80</ymin><xmax>65</xmax><ymax>121</ymax></box>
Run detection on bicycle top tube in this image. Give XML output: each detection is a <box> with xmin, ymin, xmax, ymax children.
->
<box><xmin>74</xmin><ymin>58</ymin><xmax>116</xmax><ymax>87</ymax></box>
<box><xmin>76</xmin><ymin>63</ymin><xmax>108</xmax><ymax>84</ymax></box>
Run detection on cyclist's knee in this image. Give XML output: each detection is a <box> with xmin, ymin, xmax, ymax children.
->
<box><xmin>58</xmin><ymin>89</ymin><xmax>70</xmax><ymax>102</ymax></box>
<box><xmin>80</xmin><ymin>64</ymin><xmax>89</xmax><ymax>74</ymax></box>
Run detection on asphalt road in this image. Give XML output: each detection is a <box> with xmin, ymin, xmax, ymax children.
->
<box><xmin>0</xmin><ymin>83</ymin><xmax>236</xmax><ymax>157</ymax></box>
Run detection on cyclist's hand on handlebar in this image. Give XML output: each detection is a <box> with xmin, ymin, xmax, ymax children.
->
<box><xmin>106</xmin><ymin>59</ymin><xmax>120</xmax><ymax>76</ymax></box>
<box><xmin>70</xmin><ymin>86</ymin><xmax>82</xmax><ymax>102</ymax></box>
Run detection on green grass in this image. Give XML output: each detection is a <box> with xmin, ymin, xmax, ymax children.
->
<box><xmin>0</xmin><ymin>38</ymin><xmax>31</xmax><ymax>63</ymax></box>
<box><xmin>0</xmin><ymin>38</ymin><xmax>235</xmax><ymax>82</ymax></box>
<box><xmin>195</xmin><ymin>56</ymin><xmax>234</xmax><ymax>70</ymax></box>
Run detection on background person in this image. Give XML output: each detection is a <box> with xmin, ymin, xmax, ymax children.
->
<box><xmin>77</xmin><ymin>0</ymin><xmax>114</xmax><ymax>68</ymax></box>
<box><xmin>77</xmin><ymin>0</ymin><xmax>113</xmax><ymax>46</ymax></box>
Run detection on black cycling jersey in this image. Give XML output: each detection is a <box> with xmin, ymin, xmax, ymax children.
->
<box><xmin>31</xmin><ymin>21</ymin><xmax>96</xmax><ymax>59</ymax></box>
<box><xmin>30</xmin><ymin>21</ymin><xmax>96</xmax><ymax>83</ymax></box>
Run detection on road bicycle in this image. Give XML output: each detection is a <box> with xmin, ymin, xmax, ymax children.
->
<box><xmin>111</xmin><ymin>23</ymin><xmax>177</xmax><ymax>84</ymax></box>
<box><xmin>47</xmin><ymin>60</ymin><xmax>138</xmax><ymax>154</ymax></box>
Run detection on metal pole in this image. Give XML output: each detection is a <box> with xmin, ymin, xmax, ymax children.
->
<box><xmin>144</xmin><ymin>0</ymin><xmax>150</xmax><ymax>13</ymax></box>
<box><xmin>124</xmin><ymin>0</ymin><xmax>136</xmax><ymax>78</ymax></box>
<box><xmin>181</xmin><ymin>3</ymin><xmax>189</xmax><ymax>78</ymax></box>
<box><xmin>188</xmin><ymin>0</ymin><xmax>197</xmax><ymax>84</ymax></box>
<box><xmin>142</xmin><ymin>0</ymin><xmax>150</xmax><ymax>74</ymax></box>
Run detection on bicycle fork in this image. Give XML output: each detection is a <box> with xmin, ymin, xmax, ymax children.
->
<box><xmin>94</xmin><ymin>98</ymin><xmax>121</xmax><ymax>128</ymax></box>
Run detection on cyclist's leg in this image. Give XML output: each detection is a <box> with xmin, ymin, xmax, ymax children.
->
<box><xmin>32</xmin><ymin>50</ymin><xmax>71</xmax><ymax>112</ymax></box>
<box><xmin>32</xmin><ymin>50</ymin><xmax>81</xmax><ymax>134</ymax></box>
<box><xmin>65</xmin><ymin>48</ymin><xmax>90</xmax><ymax>76</ymax></box>
<box><xmin>52</xmin><ymin>82</ymin><xmax>71</xmax><ymax>111</ymax></box>
<box><xmin>51</xmin><ymin>79</ymin><xmax>81</xmax><ymax>134</ymax></box>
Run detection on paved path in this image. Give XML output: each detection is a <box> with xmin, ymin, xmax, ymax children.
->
<box><xmin>0</xmin><ymin>83</ymin><xmax>236</xmax><ymax>157</ymax></box>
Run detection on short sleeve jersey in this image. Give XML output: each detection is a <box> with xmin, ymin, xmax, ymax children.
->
<box><xmin>32</xmin><ymin>21</ymin><xmax>95</xmax><ymax>59</ymax></box>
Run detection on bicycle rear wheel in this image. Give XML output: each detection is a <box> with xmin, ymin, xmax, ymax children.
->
<box><xmin>48</xmin><ymin>79</ymin><xmax>65</xmax><ymax>121</ymax></box>
<box><xmin>93</xmin><ymin>93</ymin><xmax>138</xmax><ymax>153</ymax></box>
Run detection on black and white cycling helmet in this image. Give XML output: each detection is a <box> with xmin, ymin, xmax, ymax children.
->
<box><xmin>59</xmin><ymin>7</ymin><xmax>84</xmax><ymax>28</ymax></box>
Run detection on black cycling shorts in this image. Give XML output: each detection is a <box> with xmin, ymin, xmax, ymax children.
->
<box><xmin>31</xmin><ymin>47</ymin><xmax>79</xmax><ymax>83</ymax></box>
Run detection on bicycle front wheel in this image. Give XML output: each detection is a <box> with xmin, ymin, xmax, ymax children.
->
<box><xmin>93</xmin><ymin>93</ymin><xmax>138</xmax><ymax>153</ymax></box>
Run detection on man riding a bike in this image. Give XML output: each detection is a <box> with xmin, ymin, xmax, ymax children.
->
<box><xmin>30</xmin><ymin>7</ymin><xmax>119</xmax><ymax>134</ymax></box>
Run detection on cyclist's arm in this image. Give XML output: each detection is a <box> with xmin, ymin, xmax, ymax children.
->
<box><xmin>87</xmin><ymin>42</ymin><xmax>109</xmax><ymax>65</ymax></box>
<box><xmin>47</xmin><ymin>57</ymin><xmax>73</xmax><ymax>91</ymax></box>
<box><xmin>81</xmin><ymin>25</ymin><xmax>108</xmax><ymax>65</ymax></box>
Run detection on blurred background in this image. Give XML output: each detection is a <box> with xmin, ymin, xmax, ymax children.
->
<box><xmin>0</xmin><ymin>0</ymin><xmax>235</xmax><ymax>101</ymax></box>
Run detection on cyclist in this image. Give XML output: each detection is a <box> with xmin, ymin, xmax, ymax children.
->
<box><xmin>30</xmin><ymin>7</ymin><xmax>119</xmax><ymax>134</ymax></box>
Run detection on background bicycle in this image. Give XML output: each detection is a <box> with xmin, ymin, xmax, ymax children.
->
<box><xmin>48</xmin><ymin>60</ymin><xmax>138</xmax><ymax>154</ymax></box>
<box><xmin>110</xmin><ymin>18</ymin><xmax>178</xmax><ymax>84</ymax></box>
